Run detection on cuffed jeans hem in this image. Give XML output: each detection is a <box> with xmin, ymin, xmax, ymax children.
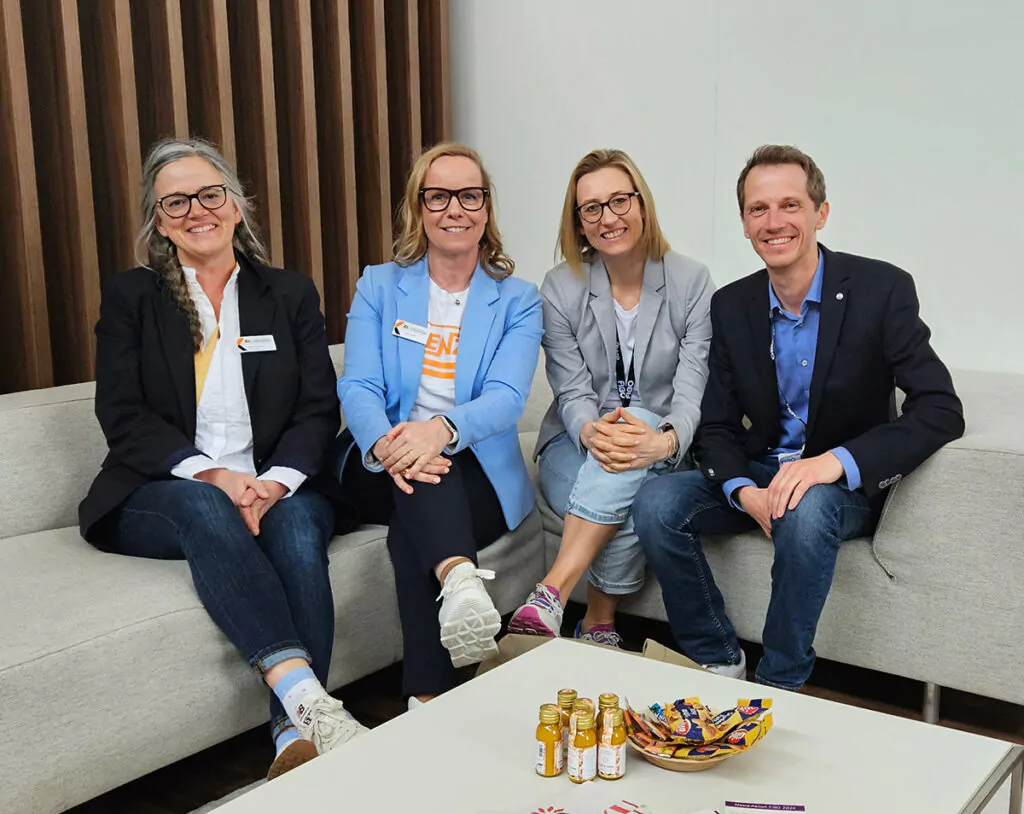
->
<box><xmin>754</xmin><ymin>673</ymin><xmax>803</xmax><ymax>692</ymax></box>
<box><xmin>585</xmin><ymin>571</ymin><xmax>645</xmax><ymax>595</ymax></box>
<box><xmin>271</xmin><ymin>716</ymin><xmax>295</xmax><ymax>740</ymax></box>
<box><xmin>565</xmin><ymin>503</ymin><xmax>629</xmax><ymax>525</ymax></box>
<box><xmin>251</xmin><ymin>643</ymin><xmax>311</xmax><ymax>676</ymax></box>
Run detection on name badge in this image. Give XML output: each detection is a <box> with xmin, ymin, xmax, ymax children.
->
<box><xmin>777</xmin><ymin>450</ymin><xmax>802</xmax><ymax>464</ymax></box>
<box><xmin>237</xmin><ymin>334</ymin><xmax>277</xmax><ymax>353</ymax></box>
<box><xmin>393</xmin><ymin>320</ymin><xmax>430</xmax><ymax>345</ymax></box>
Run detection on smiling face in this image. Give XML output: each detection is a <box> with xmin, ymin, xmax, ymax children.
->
<box><xmin>154</xmin><ymin>156</ymin><xmax>241</xmax><ymax>270</ymax></box>
<box><xmin>420</xmin><ymin>155</ymin><xmax>488</xmax><ymax>260</ymax></box>
<box><xmin>741</xmin><ymin>163</ymin><xmax>829</xmax><ymax>274</ymax></box>
<box><xmin>576</xmin><ymin>166</ymin><xmax>644</xmax><ymax>262</ymax></box>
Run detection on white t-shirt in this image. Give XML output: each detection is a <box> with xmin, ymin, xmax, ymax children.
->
<box><xmin>602</xmin><ymin>299</ymin><xmax>643</xmax><ymax>411</ymax></box>
<box><xmin>408</xmin><ymin>279</ymin><xmax>469</xmax><ymax>423</ymax></box>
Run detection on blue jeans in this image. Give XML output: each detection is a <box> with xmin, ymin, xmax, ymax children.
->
<box><xmin>633</xmin><ymin>459</ymin><xmax>881</xmax><ymax>689</ymax></box>
<box><xmin>101</xmin><ymin>480</ymin><xmax>335</xmax><ymax>740</ymax></box>
<box><xmin>539</xmin><ymin>407</ymin><xmax>676</xmax><ymax>595</ymax></box>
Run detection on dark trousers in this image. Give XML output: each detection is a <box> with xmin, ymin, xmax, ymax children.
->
<box><xmin>98</xmin><ymin>479</ymin><xmax>335</xmax><ymax>740</ymax></box>
<box><xmin>633</xmin><ymin>459</ymin><xmax>882</xmax><ymax>690</ymax></box>
<box><xmin>337</xmin><ymin>430</ymin><xmax>507</xmax><ymax>697</ymax></box>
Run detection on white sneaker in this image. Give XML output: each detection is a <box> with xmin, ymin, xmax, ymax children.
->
<box><xmin>437</xmin><ymin>562</ymin><xmax>501</xmax><ymax>667</ymax></box>
<box><xmin>702</xmin><ymin>649</ymin><xmax>747</xmax><ymax>680</ymax></box>
<box><xmin>294</xmin><ymin>694</ymin><xmax>369</xmax><ymax>753</ymax></box>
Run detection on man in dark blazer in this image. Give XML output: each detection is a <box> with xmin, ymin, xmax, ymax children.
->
<box><xmin>633</xmin><ymin>145</ymin><xmax>964</xmax><ymax>690</ymax></box>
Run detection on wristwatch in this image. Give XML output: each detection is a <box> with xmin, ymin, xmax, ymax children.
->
<box><xmin>438</xmin><ymin>415</ymin><xmax>459</xmax><ymax>447</ymax></box>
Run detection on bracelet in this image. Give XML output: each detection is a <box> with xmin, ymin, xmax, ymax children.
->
<box><xmin>662</xmin><ymin>429</ymin><xmax>679</xmax><ymax>460</ymax></box>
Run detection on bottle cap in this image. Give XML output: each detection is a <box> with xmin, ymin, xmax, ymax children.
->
<box><xmin>609</xmin><ymin>708</ymin><xmax>624</xmax><ymax>727</ymax></box>
<box><xmin>557</xmin><ymin>688</ymin><xmax>578</xmax><ymax>708</ymax></box>
<box><xmin>598</xmin><ymin>692</ymin><xmax>619</xmax><ymax>709</ymax></box>
<box><xmin>539</xmin><ymin>703</ymin><xmax>560</xmax><ymax>725</ymax></box>
<box><xmin>573</xmin><ymin>697</ymin><xmax>594</xmax><ymax>712</ymax></box>
<box><xmin>576</xmin><ymin>712</ymin><xmax>595</xmax><ymax>730</ymax></box>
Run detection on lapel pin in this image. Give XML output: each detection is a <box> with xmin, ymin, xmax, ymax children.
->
<box><xmin>836</xmin><ymin>292</ymin><xmax>844</xmax><ymax>300</ymax></box>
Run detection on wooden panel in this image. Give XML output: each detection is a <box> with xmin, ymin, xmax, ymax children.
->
<box><xmin>78</xmin><ymin>0</ymin><xmax>142</xmax><ymax>277</ymax></box>
<box><xmin>310</xmin><ymin>0</ymin><xmax>359</xmax><ymax>342</ymax></box>
<box><xmin>227</xmin><ymin>0</ymin><xmax>283</xmax><ymax>266</ymax></box>
<box><xmin>385</xmin><ymin>0</ymin><xmax>421</xmax><ymax>209</ymax></box>
<box><xmin>417</xmin><ymin>0</ymin><xmax>450</xmax><ymax>145</ymax></box>
<box><xmin>180</xmin><ymin>0</ymin><xmax>236</xmax><ymax>164</ymax></box>
<box><xmin>350</xmin><ymin>0</ymin><xmax>392</xmax><ymax>268</ymax></box>
<box><xmin>21</xmin><ymin>0</ymin><xmax>101</xmax><ymax>384</ymax></box>
<box><xmin>0</xmin><ymin>0</ymin><xmax>53</xmax><ymax>392</ymax></box>
<box><xmin>130</xmin><ymin>0</ymin><xmax>189</xmax><ymax>152</ymax></box>
<box><xmin>270</xmin><ymin>0</ymin><xmax>324</xmax><ymax>295</ymax></box>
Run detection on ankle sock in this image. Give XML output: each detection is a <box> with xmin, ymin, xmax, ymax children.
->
<box><xmin>272</xmin><ymin>665</ymin><xmax>328</xmax><ymax>728</ymax></box>
<box><xmin>274</xmin><ymin>727</ymin><xmax>301</xmax><ymax>756</ymax></box>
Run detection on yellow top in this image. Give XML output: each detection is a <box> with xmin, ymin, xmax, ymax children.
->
<box><xmin>194</xmin><ymin>328</ymin><xmax>220</xmax><ymax>404</ymax></box>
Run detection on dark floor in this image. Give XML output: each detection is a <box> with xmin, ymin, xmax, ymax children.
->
<box><xmin>68</xmin><ymin>605</ymin><xmax>1024</xmax><ymax>814</ymax></box>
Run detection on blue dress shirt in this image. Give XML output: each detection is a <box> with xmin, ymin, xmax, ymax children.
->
<box><xmin>724</xmin><ymin>251</ymin><xmax>861</xmax><ymax>510</ymax></box>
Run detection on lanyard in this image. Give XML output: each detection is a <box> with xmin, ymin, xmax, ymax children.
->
<box><xmin>615</xmin><ymin>331</ymin><xmax>636</xmax><ymax>407</ymax></box>
<box><xmin>769</xmin><ymin>315</ymin><xmax>807</xmax><ymax>456</ymax></box>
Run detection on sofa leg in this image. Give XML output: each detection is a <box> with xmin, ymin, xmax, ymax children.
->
<box><xmin>1010</xmin><ymin>755</ymin><xmax>1022</xmax><ymax>814</ymax></box>
<box><xmin>922</xmin><ymin>682</ymin><xmax>941</xmax><ymax>724</ymax></box>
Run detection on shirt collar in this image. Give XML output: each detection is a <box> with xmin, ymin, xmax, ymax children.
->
<box><xmin>182</xmin><ymin>263</ymin><xmax>241</xmax><ymax>286</ymax></box>
<box><xmin>768</xmin><ymin>249</ymin><xmax>824</xmax><ymax>315</ymax></box>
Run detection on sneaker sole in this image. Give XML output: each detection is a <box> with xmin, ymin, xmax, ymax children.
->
<box><xmin>440</xmin><ymin>595</ymin><xmax>502</xmax><ymax>668</ymax></box>
<box><xmin>267</xmin><ymin>739</ymin><xmax>318</xmax><ymax>780</ymax></box>
<box><xmin>507</xmin><ymin>607</ymin><xmax>560</xmax><ymax>638</ymax></box>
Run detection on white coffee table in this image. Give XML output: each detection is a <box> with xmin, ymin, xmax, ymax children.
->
<box><xmin>220</xmin><ymin>639</ymin><xmax>1023</xmax><ymax>814</ymax></box>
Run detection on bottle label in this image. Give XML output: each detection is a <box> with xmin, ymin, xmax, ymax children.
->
<box><xmin>567</xmin><ymin>744</ymin><xmax>597</xmax><ymax>781</ymax></box>
<box><xmin>536</xmin><ymin>740</ymin><xmax>563</xmax><ymax>775</ymax></box>
<box><xmin>598</xmin><ymin>742</ymin><xmax>626</xmax><ymax>778</ymax></box>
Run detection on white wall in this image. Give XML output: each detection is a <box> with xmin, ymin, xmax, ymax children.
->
<box><xmin>450</xmin><ymin>1</ymin><xmax>1024</xmax><ymax>374</ymax></box>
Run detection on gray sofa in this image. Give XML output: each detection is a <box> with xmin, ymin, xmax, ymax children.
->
<box><xmin>1</xmin><ymin>345</ymin><xmax>1021</xmax><ymax>813</ymax></box>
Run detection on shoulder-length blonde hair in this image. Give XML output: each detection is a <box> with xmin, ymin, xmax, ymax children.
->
<box><xmin>555</xmin><ymin>148</ymin><xmax>670</xmax><ymax>275</ymax></box>
<box><xmin>392</xmin><ymin>142</ymin><xmax>514</xmax><ymax>279</ymax></box>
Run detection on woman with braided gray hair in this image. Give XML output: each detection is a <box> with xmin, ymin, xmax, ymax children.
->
<box><xmin>78</xmin><ymin>139</ymin><xmax>365</xmax><ymax>779</ymax></box>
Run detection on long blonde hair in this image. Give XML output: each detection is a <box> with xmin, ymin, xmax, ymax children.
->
<box><xmin>134</xmin><ymin>138</ymin><xmax>268</xmax><ymax>352</ymax></box>
<box><xmin>392</xmin><ymin>142</ymin><xmax>514</xmax><ymax>279</ymax></box>
<box><xmin>555</xmin><ymin>148</ymin><xmax>670</xmax><ymax>275</ymax></box>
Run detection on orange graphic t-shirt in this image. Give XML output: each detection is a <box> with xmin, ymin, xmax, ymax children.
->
<box><xmin>408</xmin><ymin>280</ymin><xmax>469</xmax><ymax>422</ymax></box>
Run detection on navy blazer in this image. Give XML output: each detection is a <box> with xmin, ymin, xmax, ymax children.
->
<box><xmin>79</xmin><ymin>254</ymin><xmax>342</xmax><ymax>543</ymax></box>
<box><xmin>696</xmin><ymin>245</ymin><xmax>965</xmax><ymax>498</ymax></box>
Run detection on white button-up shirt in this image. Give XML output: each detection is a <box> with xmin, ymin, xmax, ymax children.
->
<box><xmin>170</xmin><ymin>265</ymin><xmax>305</xmax><ymax>496</ymax></box>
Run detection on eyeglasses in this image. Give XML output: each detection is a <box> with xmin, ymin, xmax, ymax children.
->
<box><xmin>156</xmin><ymin>185</ymin><xmax>229</xmax><ymax>218</ymax></box>
<box><xmin>576</xmin><ymin>191</ymin><xmax>640</xmax><ymax>224</ymax></box>
<box><xmin>419</xmin><ymin>187</ymin><xmax>488</xmax><ymax>212</ymax></box>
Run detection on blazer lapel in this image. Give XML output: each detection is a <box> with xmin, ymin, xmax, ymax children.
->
<box><xmin>454</xmin><ymin>263</ymin><xmax>498</xmax><ymax>404</ymax></box>
<box><xmin>156</xmin><ymin>285</ymin><xmax>198</xmax><ymax>440</ymax></box>
<box><xmin>395</xmin><ymin>257</ymin><xmax>430</xmax><ymax>419</ymax></box>
<box><xmin>632</xmin><ymin>257</ymin><xmax>666</xmax><ymax>385</ymax></box>
<box><xmin>237</xmin><ymin>258</ymin><xmax>277</xmax><ymax>409</ymax></box>
<box><xmin>806</xmin><ymin>247</ymin><xmax>849</xmax><ymax>438</ymax></box>
<box><xmin>747</xmin><ymin>271</ymin><xmax>778</xmax><ymax>408</ymax></box>
<box><xmin>587</xmin><ymin>258</ymin><xmax>617</xmax><ymax>380</ymax></box>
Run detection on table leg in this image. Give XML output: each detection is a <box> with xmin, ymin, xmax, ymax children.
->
<box><xmin>923</xmin><ymin>682</ymin><xmax>941</xmax><ymax>725</ymax></box>
<box><xmin>1009</xmin><ymin>755</ymin><xmax>1022</xmax><ymax>814</ymax></box>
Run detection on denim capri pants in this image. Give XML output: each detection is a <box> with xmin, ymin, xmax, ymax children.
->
<box><xmin>538</xmin><ymin>406</ymin><xmax>679</xmax><ymax>595</ymax></box>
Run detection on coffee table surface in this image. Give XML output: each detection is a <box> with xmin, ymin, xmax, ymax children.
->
<box><xmin>220</xmin><ymin>639</ymin><xmax>1018</xmax><ymax>814</ymax></box>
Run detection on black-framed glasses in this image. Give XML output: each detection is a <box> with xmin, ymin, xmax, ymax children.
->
<box><xmin>419</xmin><ymin>186</ymin><xmax>488</xmax><ymax>212</ymax></box>
<box><xmin>576</xmin><ymin>191</ymin><xmax>640</xmax><ymax>224</ymax></box>
<box><xmin>157</xmin><ymin>184</ymin><xmax>229</xmax><ymax>218</ymax></box>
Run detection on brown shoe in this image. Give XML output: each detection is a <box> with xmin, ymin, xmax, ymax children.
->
<box><xmin>267</xmin><ymin>738</ymin><xmax>319</xmax><ymax>780</ymax></box>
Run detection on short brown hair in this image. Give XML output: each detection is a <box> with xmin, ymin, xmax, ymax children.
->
<box><xmin>736</xmin><ymin>145</ymin><xmax>827</xmax><ymax>213</ymax></box>
<box><xmin>556</xmin><ymin>148</ymin><xmax>670</xmax><ymax>275</ymax></box>
<box><xmin>392</xmin><ymin>142</ymin><xmax>513</xmax><ymax>279</ymax></box>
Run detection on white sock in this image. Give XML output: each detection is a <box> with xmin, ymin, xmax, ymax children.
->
<box><xmin>272</xmin><ymin>665</ymin><xmax>330</xmax><ymax>729</ymax></box>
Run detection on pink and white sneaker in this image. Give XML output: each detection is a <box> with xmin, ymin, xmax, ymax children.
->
<box><xmin>507</xmin><ymin>584</ymin><xmax>563</xmax><ymax>637</ymax></box>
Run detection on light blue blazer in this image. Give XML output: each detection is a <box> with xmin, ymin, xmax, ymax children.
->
<box><xmin>338</xmin><ymin>254</ymin><xmax>543</xmax><ymax>530</ymax></box>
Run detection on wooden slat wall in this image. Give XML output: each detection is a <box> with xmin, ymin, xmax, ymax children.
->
<box><xmin>0</xmin><ymin>0</ymin><xmax>450</xmax><ymax>394</ymax></box>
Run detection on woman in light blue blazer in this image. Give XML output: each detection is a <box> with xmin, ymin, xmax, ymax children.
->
<box><xmin>336</xmin><ymin>143</ymin><xmax>542</xmax><ymax>704</ymax></box>
<box><xmin>509</xmin><ymin>149</ymin><xmax>714</xmax><ymax>647</ymax></box>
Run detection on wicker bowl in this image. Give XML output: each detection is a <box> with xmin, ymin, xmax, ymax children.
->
<box><xmin>626</xmin><ymin>738</ymin><xmax>731</xmax><ymax>772</ymax></box>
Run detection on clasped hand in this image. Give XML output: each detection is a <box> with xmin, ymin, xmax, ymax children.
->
<box><xmin>374</xmin><ymin>418</ymin><xmax>453</xmax><ymax>494</ymax></box>
<box><xmin>196</xmin><ymin>468</ymin><xmax>287</xmax><ymax>536</ymax></box>
<box><xmin>581</xmin><ymin>407</ymin><xmax>673</xmax><ymax>473</ymax></box>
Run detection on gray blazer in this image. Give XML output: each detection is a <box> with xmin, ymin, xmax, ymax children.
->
<box><xmin>534</xmin><ymin>250</ymin><xmax>715</xmax><ymax>462</ymax></box>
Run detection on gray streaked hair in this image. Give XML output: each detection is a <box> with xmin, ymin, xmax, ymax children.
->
<box><xmin>133</xmin><ymin>138</ymin><xmax>269</xmax><ymax>352</ymax></box>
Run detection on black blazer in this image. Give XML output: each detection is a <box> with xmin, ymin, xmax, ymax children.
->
<box><xmin>79</xmin><ymin>253</ymin><xmax>344</xmax><ymax>544</ymax></box>
<box><xmin>695</xmin><ymin>245</ymin><xmax>965</xmax><ymax>499</ymax></box>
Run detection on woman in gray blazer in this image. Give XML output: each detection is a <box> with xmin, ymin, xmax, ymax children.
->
<box><xmin>508</xmin><ymin>149</ymin><xmax>714</xmax><ymax>645</ymax></box>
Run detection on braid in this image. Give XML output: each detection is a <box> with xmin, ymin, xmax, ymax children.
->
<box><xmin>150</xmin><ymin>236</ymin><xmax>203</xmax><ymax>353</ymax></box>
